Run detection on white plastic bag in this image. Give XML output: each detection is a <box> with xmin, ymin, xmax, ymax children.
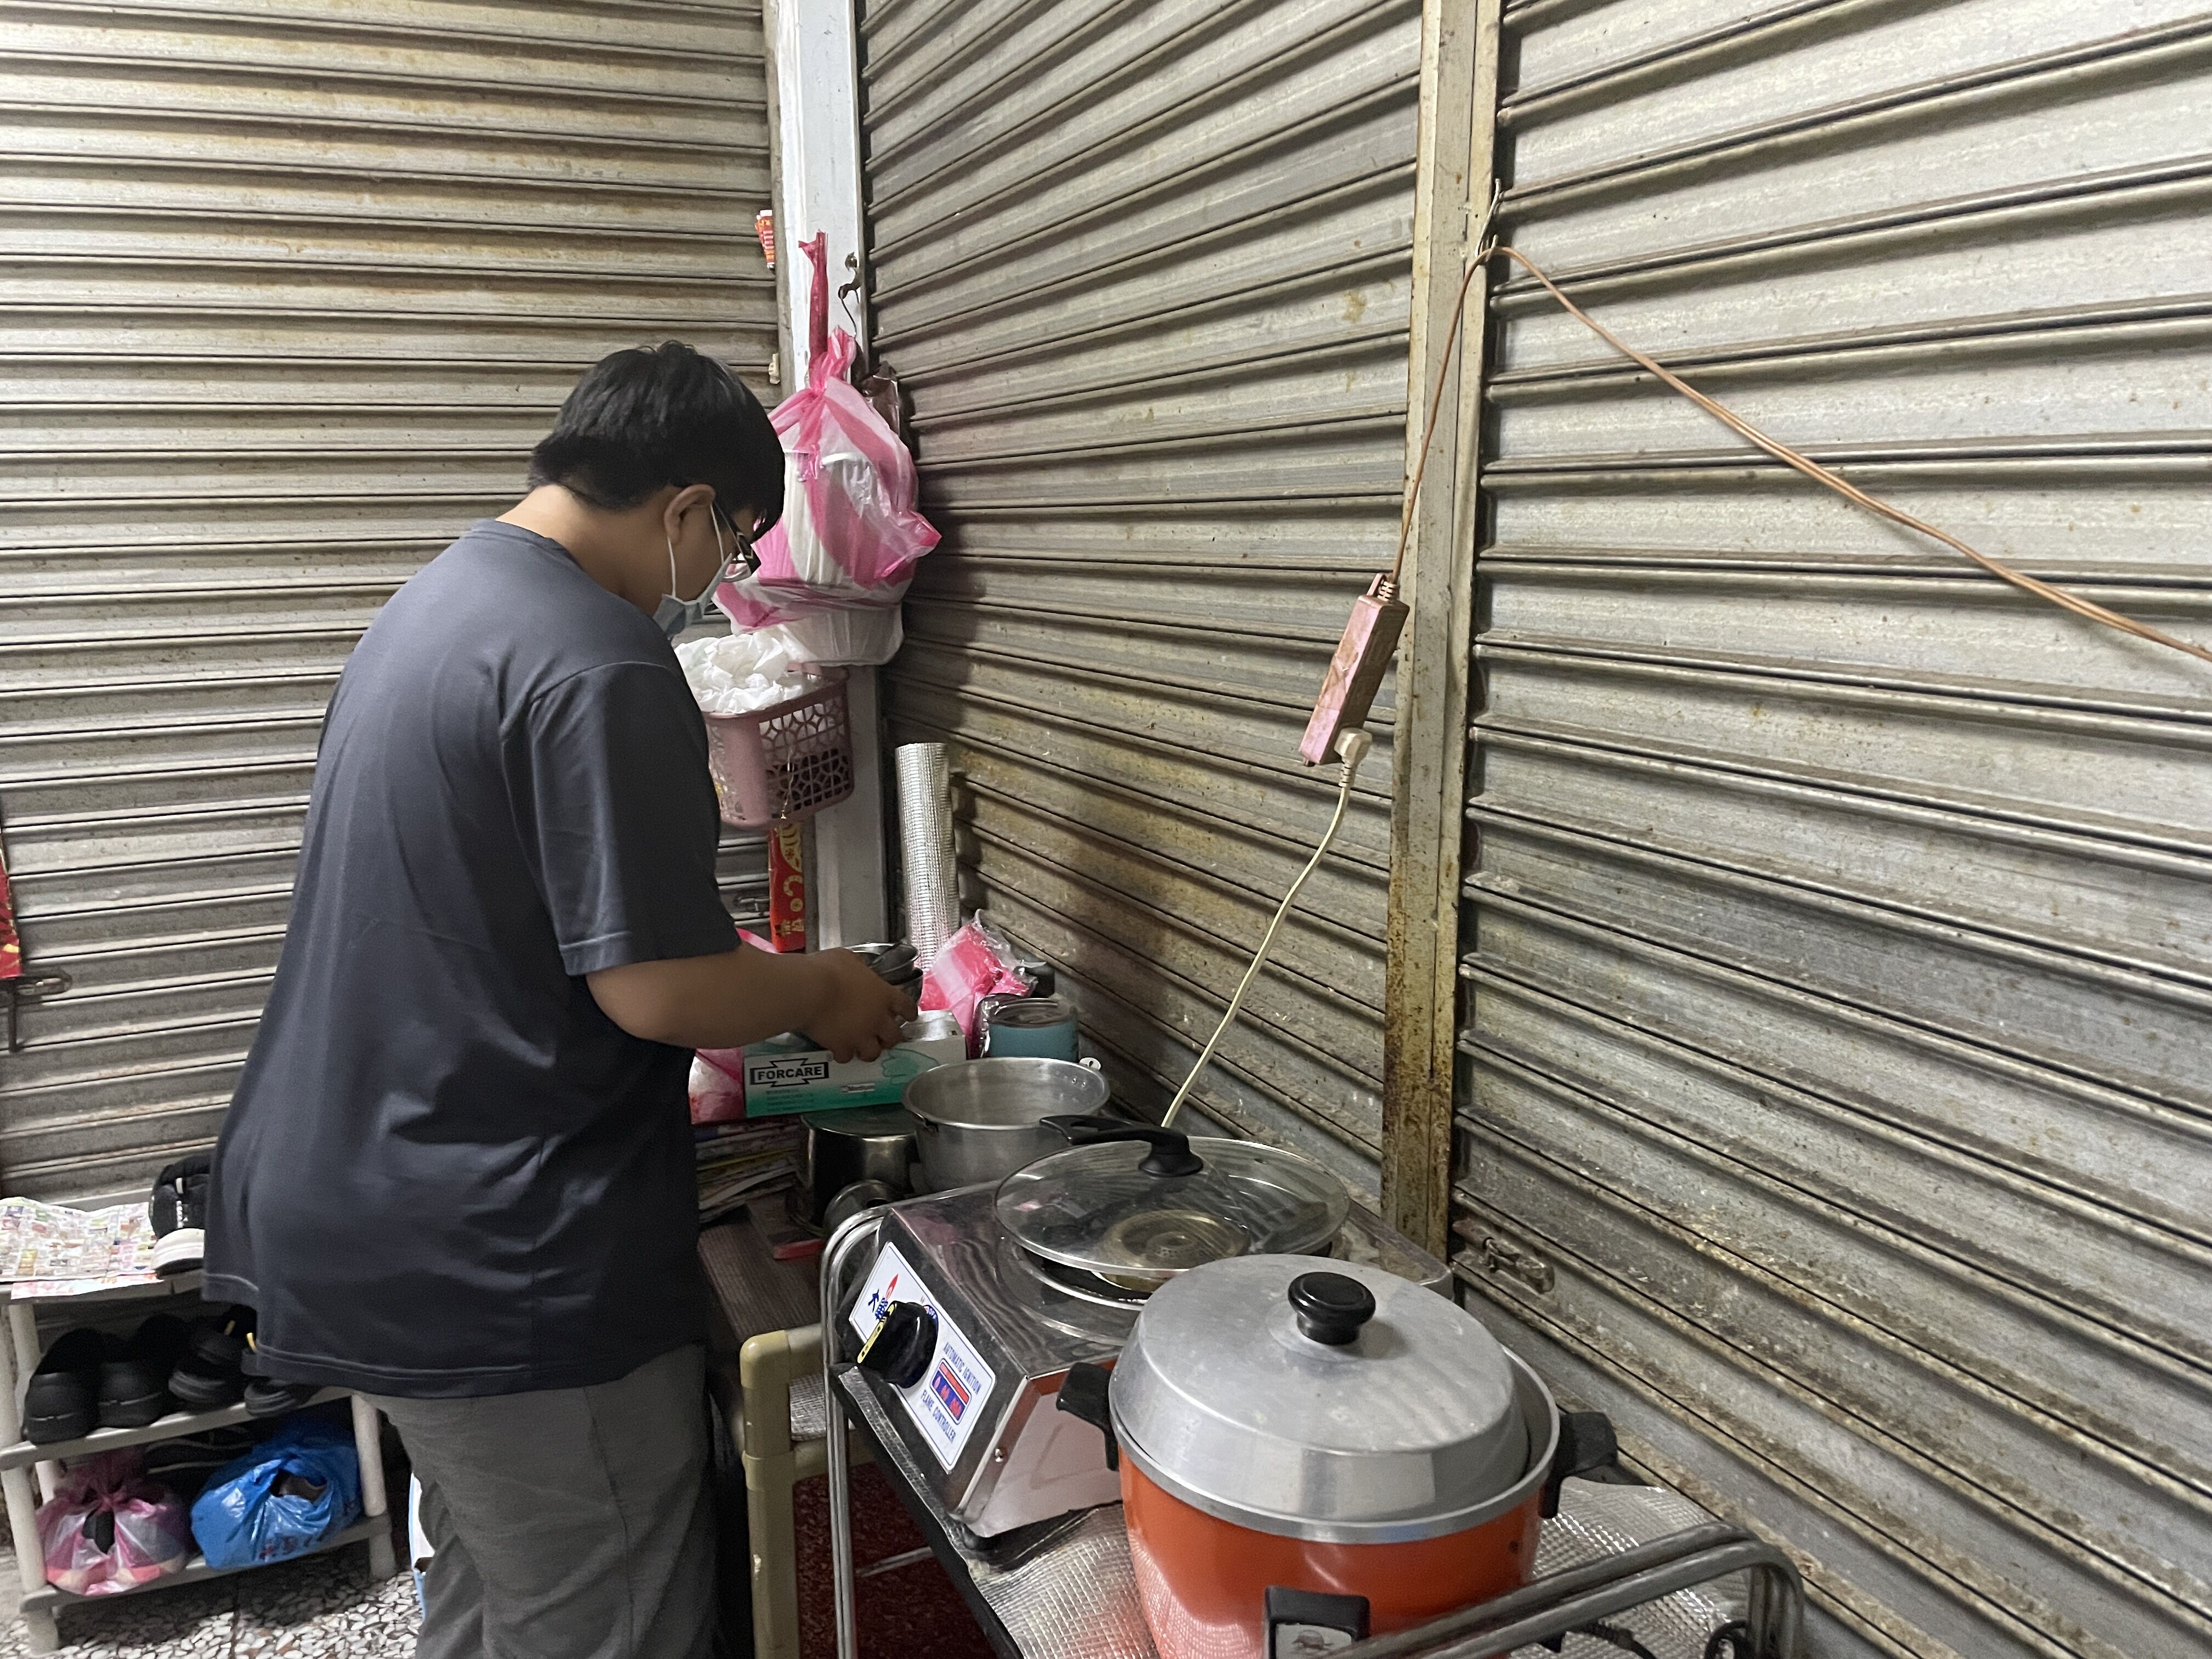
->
<box><xmin>674</xmin><ymin>627</ymin><xmax>820</xmax><ymax>715</ymax></box>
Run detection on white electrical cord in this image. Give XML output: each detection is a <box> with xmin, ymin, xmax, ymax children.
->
<box><xmin>1160</xmin><ymin>727</ymin><xmax>1374</xmax><ymax>1130</ymax></box>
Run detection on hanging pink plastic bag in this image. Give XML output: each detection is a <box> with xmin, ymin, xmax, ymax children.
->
<box><xmin>38</xmin><ymin>1450</ymin><xmax>191</xmax><ymax>1596</ymax></box>
<box><xmin>719</xmin><ymin>234</ymin><xmax>937</xmax><ymax>665</ymax></box>
<box><xmin>920</xmin><ymin>919</ymin><xmax>1031</xmax><ymax>1056</ymax></box>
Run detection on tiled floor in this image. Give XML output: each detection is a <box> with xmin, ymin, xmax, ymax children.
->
<box><xmin>0</xmin><ymin>1541</ymin><xmax>416</xmax><ymax>1659</ymax></box>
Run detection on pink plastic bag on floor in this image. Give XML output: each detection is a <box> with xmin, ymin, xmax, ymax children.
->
<box><xmin>717</xmin><ymin>234</ymin><xmax>936</xmax><ymax>665</ymax></box>
<box><xmin>38</xmin><ymin>1450</ymin><xmax>191</xmax><ymax>1595</ymax></box>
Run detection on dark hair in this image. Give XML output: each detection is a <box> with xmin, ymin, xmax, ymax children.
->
<box><xmin>528</xmin><ymin>341</ymin><xmax>783</xmax><ymax>532</ymax></box>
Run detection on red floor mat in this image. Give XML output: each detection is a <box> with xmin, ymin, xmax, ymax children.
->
<box><xmin>793</xmin><ymin>1463</ymin><xmax>996</xmax><ymax>1659</ymax></box>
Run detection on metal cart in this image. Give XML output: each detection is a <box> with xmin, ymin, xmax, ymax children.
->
<box><xmin>820</xmin><ymin>1211</ymin><xmax>1806</xmax><ymax>1659</ymax></box>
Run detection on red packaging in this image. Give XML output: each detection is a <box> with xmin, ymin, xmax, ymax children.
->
<box><xmin>1</xmin><ymin>815</ymin><xmax>22</xmax><ymax>983</ymax></box>
<box><xmin>768</xmin><ymin>823</ymin><xmax>807</xmax><ymax>953</ymax></box>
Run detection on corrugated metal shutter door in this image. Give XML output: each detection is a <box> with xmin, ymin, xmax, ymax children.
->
<box><xmin>1</xmin><ymin>0</ymin><xmax>776</xmax><ymax>1209</ymax></box>
<box><xmin>861</xmin><ymin>0</ymin><xmax>1422</xmax><ymax>1196</ymax></box>
<box><xmin>1458</xmin><ymin>4</ymin><xmax>2212</xmax><ymax>1656</ymax></box>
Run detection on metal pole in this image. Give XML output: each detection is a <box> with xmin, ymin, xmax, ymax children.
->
<box><xmin>1336</xmin><ymin>1523</ymin><xmax>1741</xmax><ymax>1658</ymax></box>
<box><xmin>820</xmin><ymin>1210</ymin><xmax>883</xmax><ymax>1659</ymax></box>
<box><xmin>1344</xmin><ymin>1535</ymin><xmax>1805</xmax><ymax>1659</ymax></box>
<box><xmin>1380</xmin><ymin>0</ymin><xmax>1505</xmax><ymax>1253</ymax></box>
<box><xmin>1746</xmin><ymin>1543</ymin><xmax>1806</xmax><ymax>1659</ymax></box>
<box><xmin>1442</xmin><ymin>1541</ymin><xmax>1802</xmax><ymax>1659</ymax></box>
<box><xmin>349</xmin><ymin>1395</ymin><xmax>397</xmax><ymax>1579</ymax></box>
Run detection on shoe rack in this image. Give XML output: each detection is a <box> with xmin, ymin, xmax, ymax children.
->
<box><xmin>0</xmin><ymin>1275</ymin><xmax>396</xmax><ymax>1654</ymax></box>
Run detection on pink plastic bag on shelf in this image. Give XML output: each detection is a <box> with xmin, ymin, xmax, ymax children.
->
<box><xmin>688</xmin><ymin>928</ymin><xmax>785</xmax><ymax>1123</ymax></box>
<box><xmin>38</xmin><ymin>1451</ymin><xmax>191</xmax><ymax>1596</ymax></box>
<box><xmin>920</xmin><ymin>919</ymin><xmax>1030</xmax><ymax>1057</ymax></box>
<box><xmin>718</xmin><ymin>234</ymin><xmax>937</xmax><ymax>665</ymax></box>
<box><xmin>688</xmin><ymin>1049</ymin><xmax>747</xmax><ymax>1125</ymax></box>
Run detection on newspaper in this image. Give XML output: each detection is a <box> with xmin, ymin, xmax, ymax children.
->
<box><xmin>0</xmin><ymin>1197</ymin><xmax>160</xmax><ymax>1299</ymax></box>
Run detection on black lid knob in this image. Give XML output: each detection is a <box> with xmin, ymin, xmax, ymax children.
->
<box><xmin>855</xmin><ymin>1301</ymin><xmax>937</xmax><ymax>1388</ymax></box>
<box><xmin>1288</xmin><ymin>1272</ymin><xmax>1375</xmax><ymax>1346</ymax></box>
<box><xmin>1042</xmin><ymin>1114</ymin><xmax>1204</xmax><ymax>1177</ymax></box>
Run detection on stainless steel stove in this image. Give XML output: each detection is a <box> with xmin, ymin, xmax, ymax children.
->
<box><xmin>836</xmin><ymin>1184</ymin><xmax>1451</xmax><ymax>1538</ymax></box>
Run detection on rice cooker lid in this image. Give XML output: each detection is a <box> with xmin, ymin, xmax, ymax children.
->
<box><xmin>1111</xmin><ymin>1255</ymin><xmax>1533</xmax><ymax>1542</ymax></box>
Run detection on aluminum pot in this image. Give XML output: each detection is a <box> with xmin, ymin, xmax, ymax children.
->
<box><xmin>1057</xmin><ymin>1255</ymin><xmax>1616</xmax><ymax>1657</ymax></box>
<box><xmin>791</xmin><ymin>1105</ymin><xmax>919</xmax><ymax>1234</ymax></box>
<box><xmin>902</xmin><ymin>1057</ymin><xmax>1109</xmax><ymax>1192</ymax></box>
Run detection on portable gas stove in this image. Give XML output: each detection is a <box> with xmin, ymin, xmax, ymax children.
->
<box><xmin>835</xmin><ymin>1172</ymin><xmax>1449</xmax><ymax>1539</ymax></box>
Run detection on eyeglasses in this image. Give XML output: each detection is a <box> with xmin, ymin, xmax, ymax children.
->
<box><xmin>713</xmin><ymin>505</ymin><xmax>761</xmax><ymax>580</ymax></box>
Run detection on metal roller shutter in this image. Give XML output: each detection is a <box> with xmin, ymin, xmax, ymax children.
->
<box><xmin>862</xmin><ymin>0</ymin><xmax>1423</xmax><ymax>1197</ymax></box>
<box><xmin>0</xmin><ymin>0</ymin><xmax>777</xmax><ymax>1209</ymax></box>
<box><xmin>1453</xmin><ymin>3</ymin><xmax>2212</xmax><ymax>1656</ymax></box>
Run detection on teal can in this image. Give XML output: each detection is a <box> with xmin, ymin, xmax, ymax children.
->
<box><xmin>979</xmin><ymin>995</ymin><xmax>1080</xmax><ymax>1063</ymax></box>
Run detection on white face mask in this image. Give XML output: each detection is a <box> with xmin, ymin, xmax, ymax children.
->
<box><xmin>654</xmin><ymin>509</ymin><xmax>732</xmax><ymax>640</ymax></box>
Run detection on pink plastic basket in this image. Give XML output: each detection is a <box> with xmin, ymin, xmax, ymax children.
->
<box><xmin>702</xmin><ymin>669</ymin><xmax>855</xmax><ymax>828</ymax></box>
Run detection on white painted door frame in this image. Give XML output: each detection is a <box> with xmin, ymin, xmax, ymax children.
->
<box><xmin>764</xmin><ymin>0</ymin><xmax>887</xmax><ymax>946</ymax></box>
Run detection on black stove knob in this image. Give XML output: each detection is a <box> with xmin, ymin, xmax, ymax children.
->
<box><xmin>856</xmin><ymin>1301</ymin><xmax>937</xmax><ymax>1388</ymax></box>
<box><xmin>1289</xmin><ymin>1273</ymin><xmax>1375</xmax><ymax>1346</ymax></box>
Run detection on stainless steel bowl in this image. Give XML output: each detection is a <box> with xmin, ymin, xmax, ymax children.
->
<box><xmin>903</xmin><ymin>1057</ymin><xmax>1109</xmax><ymax>1192</ymax></box>
<box><xmin>823</xmin><ymin>1178</ymin><xmax>901</xmax><ymax>1235</ymax></box>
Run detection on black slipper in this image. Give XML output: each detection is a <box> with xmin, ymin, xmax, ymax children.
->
<box><xmin>98</xmin><ymin>1314</ymin><xmax>189</xmax><ymax>1429</ymax></box>
<box><xmin>24</xmin><ymin>1328</ymin><xmax>105</xmax><ymax>1446</ymax></box>
<box><xmin>168</xmin><ymin>1306</ymin><xmax>253</xmax><ymax>1411</ymax></box>
<box><xmin>242</xmin><ymin>1377</ymin><xmax>324</xmax><ymax>1420</ymax></box>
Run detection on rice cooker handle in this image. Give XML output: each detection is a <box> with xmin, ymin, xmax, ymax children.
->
<box><xmin>1541</xmin><ymin>1410</ymin><xmax>1620</xmax><ymax>1519</ymax></box>
<box><xmin>1054</xmin><ymin>1362</ymin><xmax>1118</xmax><ymax>1471</ymax></box>
<box><xmin>1040</xmin><ymin>1115</ymin><xmax>1205</xmax><ymax>1177</ymax></box>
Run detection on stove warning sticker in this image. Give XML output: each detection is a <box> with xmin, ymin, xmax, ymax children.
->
<box><xmin>848</xmin><ymin>1243</ymin><xmax>996</xmax><ymax>1470</ymax></box>
<box><xmin>929</xmin><ymin>1360</ymin><xmax>971</xmax><ymax>1420</ymax></box>
<box><xmin>849</xmin><ymin>1242</ymin><xmax>929</xmax><ymax>1342</ymax></box>
<box><xmin>913</xmin><ymin>1331</ymin><xmax>992</xmax><ymax>1468</ymax></box>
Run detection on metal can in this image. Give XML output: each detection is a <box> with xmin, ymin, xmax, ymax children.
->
<box><xmin>979</xmin><ymin>995</ymin><xmax>1080</xmax><ymax>1063</ymax></box>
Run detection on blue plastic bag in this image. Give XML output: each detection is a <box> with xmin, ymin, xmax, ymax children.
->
<box><xmin>190</xmin><ymin>1415</ymin><xmax>363</xmax><ymax>1570</ymax></box>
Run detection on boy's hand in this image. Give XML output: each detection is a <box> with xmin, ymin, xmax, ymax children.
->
<box><xmin>804</xmin><ymin>949</ymin><xmax>917</xmax><ymax>1063</ymax></box>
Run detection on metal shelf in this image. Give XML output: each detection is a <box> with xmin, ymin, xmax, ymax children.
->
<box><xmin>20</xmin><ymin>1515</ymin><xmax>385</xmax><ymax>1615</ymax></box>
<box><xmin>0</xmin><ymin>1390</ymin><xmax>345</xmax><ymax>1473</ymax></box>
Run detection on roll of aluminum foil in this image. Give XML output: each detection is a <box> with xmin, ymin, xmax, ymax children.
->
<box><xmin>895</xmin><ymin>742</ymin><xmax>960</xmax><ymax>967</ymax></box>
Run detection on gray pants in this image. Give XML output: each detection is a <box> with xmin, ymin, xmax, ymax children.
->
<box><xmin>371</xmin><ymin>1345</ymin><xmax>716</xmax><ymax>1659</ymax></box>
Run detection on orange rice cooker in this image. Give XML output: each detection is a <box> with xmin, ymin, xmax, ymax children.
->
<box><xmin>1062</xmin><ymin>1255</ymin><xmax>1614</xmax><ymax>1659</ymax></box>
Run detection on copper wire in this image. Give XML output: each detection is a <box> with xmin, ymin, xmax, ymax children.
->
<box><xmin>1387</xmin><ymin>243</ymin><xmax>2212</xmax><ymax>668</ymax></box>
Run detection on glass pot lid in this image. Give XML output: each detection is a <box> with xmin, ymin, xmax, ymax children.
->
<box><xmin>994</xmin><ymin>1117</ymin><xmax>1350</xmax><ymax>1286</ymax></box>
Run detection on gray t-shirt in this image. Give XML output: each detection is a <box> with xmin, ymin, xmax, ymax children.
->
<box><xmin>206</xmin><ymin>521</ymin><xmax>736</xmax><ymax>1398</ymax></box>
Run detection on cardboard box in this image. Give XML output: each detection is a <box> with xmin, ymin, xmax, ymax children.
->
<box><xmin>740</xmin><ymin>1013</ymin><xmax>966</xmax><ymax>1116</ymax></box>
